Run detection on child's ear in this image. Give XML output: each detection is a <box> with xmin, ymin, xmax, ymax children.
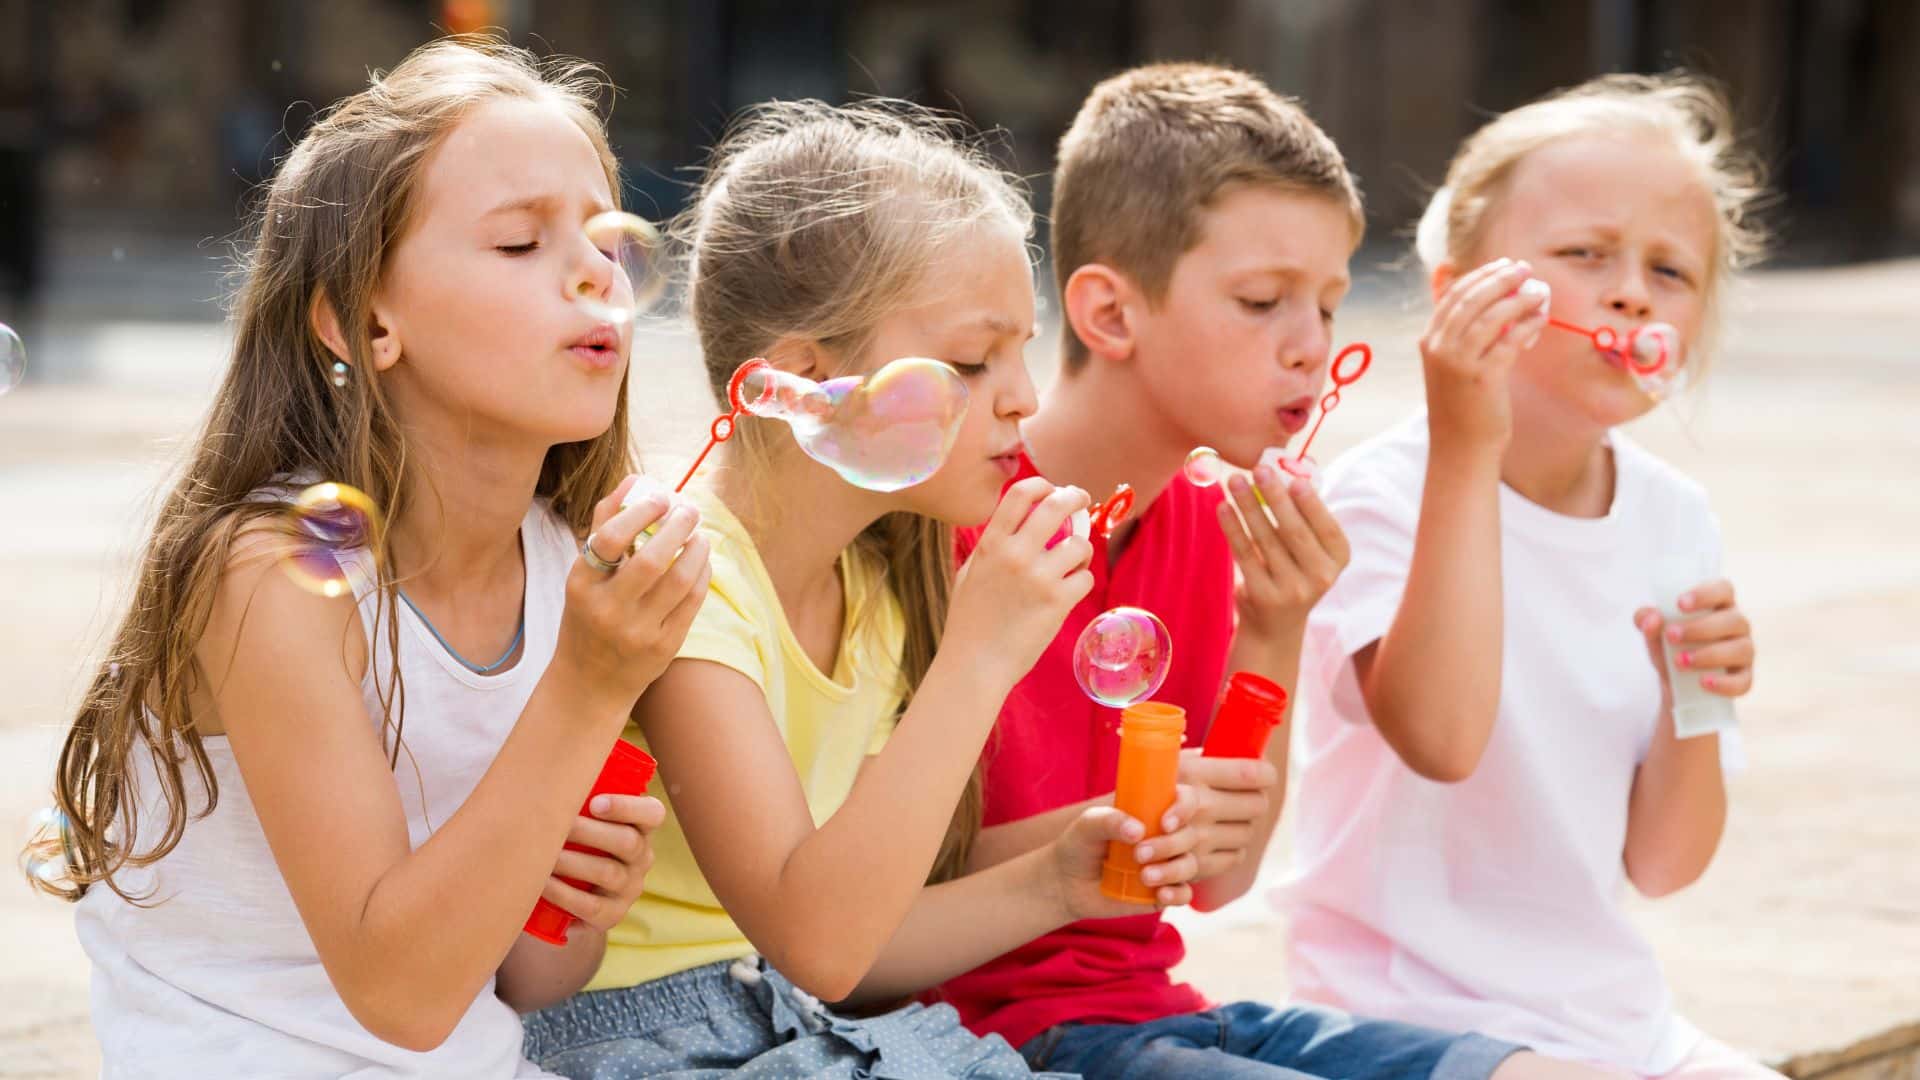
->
<box><xmin>1428</xmin><ymin>261</ymin><xmax>1459</xmax><ymax>305</ymax></box>
<box><xmin>309</xmin><ymin>289</ymin><xmax>403</xmax><ymax>373</ymax></box>
<box><xmin>1062</xmin><ymin>263</ymin><xmax>1137</xmax><ymax>364</ymax></box>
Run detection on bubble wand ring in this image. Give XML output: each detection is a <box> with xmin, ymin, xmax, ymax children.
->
<box><xmin>1088</xmin><ymin>484</ymin><xmax>1135</xmax><ymax>540</ymax></box>
<box><xmin>674</xmin><ymin>357</ymin><xmax>772</xmax><ymax>493</ymax></box>
<box><xmin>1544</xmin><ymin>318</ymin><xmax>1671</xmax><ymax>377</ymax></box>
<box><xmin>1292</xmin><ymin>342</ymin><xmax>1372</xmax><ymax>465</ymax></box>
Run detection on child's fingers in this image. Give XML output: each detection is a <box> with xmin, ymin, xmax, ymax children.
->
<box><xmin>1678</xmin><ymin>579</ymin><xmax>1736</xmax><ymax>613</ymax></box>
<box><xmin>1437</xmin><ymin>261</ymin><xmax>1532</xmax><ymax>355</ymax></box>
<box><xmin>1179</xmin><ymin>751</ymin><xmax>1275</xmax><ymax>794</ymax></box>
<box><xmin>1254</xmin><ymin>468</ymin><xmax>1341</xmax><ymax>588</ymax></box>
<box><xmin>1154</xmin><ymin>883</ymin><xmax>1194</xmax><ymax>909</ymax></box>
<box><xmin>1226</xmin><ymin>474</ymin><xmax>1302</xmax><ymax>581</ymax></box>
<box><xmin>978</xmin><ymin>477</ymin><xmax>1057</xmax><ymax>547</ymax></box>
<box><xmin>587</xmin><ymin>793</ymin><xmax>667</xmax><ymax>830</ymax></box>
<box><xmin>1672</xmin><ymin>637</ymin><xmax>1754</xmax><ymax>675</ymax></box>
<box><xmin>632</xmin><ymin>532</ymin><xmax>712</xmax><ymax>623</ymax></box>
<box><xmin>540</xmin><ymin>875</ymin><xmax>619</xmax><ymax>929</ymax></box>
<box><xmin>551</xmin><ymin>848</ymin><xmax>634</xmax><ymax>894</ymax></box>
<box><xmin>1664</xmin><ymin>609</ymin><xmax>1750</xmax><ymax>648</ymax></box>
<box><xmin>1431</xmin><ymin>258</ymin><xmax>1516</xmax><ymax>335</ymax></box>
<box><xmin>561</xmin><ymin>817</ymin><xmax>644</xmax><ymax>862</ymax></box>
<box><xmin>1286</xmin><ymin>480</ymin><xmax>1350</xmax><ymax>568</ymax></box>
<box><xmin>1217</xmin><ymin>498</ymin><xmax>1266</xmax><ymax>574</ymax></box>
<box><xmin>1137</xmin><ymin>851</ymin><xmax>1201</xmax><ymax>890</ymax></box>
<box><xmin>589</xmin><ymin>474</ymin><xmax>642</xmax><ymax>536</ymax></box>
<box><xmin>1135</xmin><ymin>824</ymin><xmax>1199</xmax><ymax>867</ymax></box>
<box><xmin>1038</xmin><ymin>532</ymin><xmax>1095</xmax><ymax>579</ymax></box>
<box><xmin>1461</xmin><ymin>292</ymin><xmax>1550</xmax><ymax>365</ymax></box>
<box><xmin>1699</xmin><ymin>666</ymin><xmax>1752</xmax><ymax>697</ymax></box>
<box><xmin>1010</xmin><ymin>485</ymin><xmax>1092</xmax><ymax>549</ymax></box>
<box><xmin>1160</xmin><ymin>784</ymin><xmax>1200</xmax><ymax>833</ymax></box>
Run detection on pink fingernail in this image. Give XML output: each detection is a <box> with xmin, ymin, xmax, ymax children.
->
<box><xmin>589</xmin><ymin>794</ymin><xmax>612</xmax><ymax>816</ymax></box>
<box><xmin>1667</xmin><ymin>626</ymin><xmax>1683</xmax><ymax>643</ymax></box>
<box><xmin>1679</xmin><ymin>592</ymin><xmax>1695</xmax><ymax>611</ymax></box>
<box><xmin>1677</xmin><ymin>652</ymin><xmax>1692</xmax><ymax>669</ymax></box>
<box><xmin>1135</xmin><ymin>845</ymin><xmax>1153</xmax><ymax>862</ymax></box>
<box><xmin>1701</xmin><ymin>674</ymin><xmax>1718</xmax><ymax>689</ymax></box>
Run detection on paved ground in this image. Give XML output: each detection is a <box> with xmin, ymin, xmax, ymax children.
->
<box><xmin>2</xmin><ymin>259</ymin><xmax>1916</xmax><ymax>1076</ymax></box>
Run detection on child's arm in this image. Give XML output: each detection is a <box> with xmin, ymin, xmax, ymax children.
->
<box><xmin>1191</xmin><ymin>465</ymin><xmax>1350</xmax><ymax>910</ymax></box>
<box><xmin>1357</xmin><ymin>258</ymin><xmax>1545</xmax><ymax>782</ymax></box>
<box><xmin>844</xmin><ymin>798</ymin><xmax>1203</xmax><ymax>1006</ymax></box>
<box><xmin>494</xmin><ymin>792</ymin><xmax>666</xmax><ymax>1013</ymax></box>
<box><xmin>1623</xmin><ymin>580</ymin><xmax>1752</xmax><ymax>895</ymax></box>
<box><xmin>206</xmin><ymin>487</ymin><xmax>707</xmax><ymax>1052</ymax></box>
<box><xmin>640</xmin><ymin>481</ymin><xmax>1094</xmax><ymax>1003</ymax></box>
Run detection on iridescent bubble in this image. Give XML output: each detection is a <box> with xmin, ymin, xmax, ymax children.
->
<box><xmin>1073</xmin><ymin>606</ymin><xmax>1173</xmax><ymax>708</ymax></box>
<box><xmin>573</xmin><ymin>211</ymin><xmax>666</xmax><ymax>325</ymax></box>
<box><xmin>742</xmin><ymin>357</ymin><xmax>969</xmax><ymax>492</ymax></box>
<box><xmin>1625</xmin><ymin>323</ymin><xmax>1684</xmax><ymax>399</ymax></box>
<box><xmin>281</xmin><ymin>482</ymin><xmax>382</xmax><ymax>599</ymax></box>
<box><xmin>1</xmin><ymin>322</ymin><xmax>25</xmax><ymax>395</ymax></box>
<box><xmin>1184</xmin><ymin>447</ymin><xmax>1226</xmax><ymax>488</ymax></box>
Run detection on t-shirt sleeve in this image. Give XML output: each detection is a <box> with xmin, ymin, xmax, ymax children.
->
<box><xmin>675</xmin><ymin>558</ymin><xmax>770</xmax><ymax>695</ymax></box>
<box><xmin>1305</xmin><ymin>465</ymin><xmax>1421</xmax><ymax>694</ymax></box>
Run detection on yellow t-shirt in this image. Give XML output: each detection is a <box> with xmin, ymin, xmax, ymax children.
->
<box><xmin>588</xmin><ymin>488</ymin><xmax>908</xmax><ymax>990</ymax></box>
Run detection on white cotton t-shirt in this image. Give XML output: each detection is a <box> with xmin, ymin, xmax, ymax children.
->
<box><xmin>1278</xmin><ymin>412</ymin><xmax>1744</xmax><ymax>1076</ymax></box>
<box><xmin>75</xmin><ymin>493</ymin><xmax>571</xmax><ymax>1078</ymax></box>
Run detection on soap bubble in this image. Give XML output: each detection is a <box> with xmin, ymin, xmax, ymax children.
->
<box><xmin>1</xmin><ymin>322</ymin><xmax>25</xmax><ymax>395</ymax></box>
<box><xmin>573</xmin><ymin>211</ymin><xmax>666</xmax><ymax>325</ymax></box>
<box><xmin>1073</xmin><ymin>606</ymin><xmax>1173</xmax><ymax>707</ymax></box>
<box><xmin>1183</xmin><ymin>447</ymin><xmax>1226</xmax><ymax>488</ymax></box>
<box><xmin>742</xmin><ymin>357</ymin><xmax>969</xmax><ymax>492</ymax></box>
<box><xmin>280</xmin><ymin>482</ymin><xmax>381</xmax><ymax>599</ymax></box>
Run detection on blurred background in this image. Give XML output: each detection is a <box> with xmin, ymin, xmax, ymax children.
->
<box><xmin>2</xmin><ymin>2</ymin><xmax>1916</xmax><ymax>1077</ymax></box>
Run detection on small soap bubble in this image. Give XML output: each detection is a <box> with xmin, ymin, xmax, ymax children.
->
<box><xmin>280</xmin><ymin>482</ymin><xmax>381</xmax><ymax>599</ymax></box>
<box><xmin>1183</xmin><ymin>447</ymin><xmax>1226</xmax><ymax>488</ymax></box>
<box><xmin>573</xmin><ymin>211</ymin><xmax>666</xmax><ymax>325</ymax></box>
<box><xmin>1</xmin><ymin>322</ymin><xmax>26</xmax><ymax>395</ymax></box>
<box><xmin>1072</xmin><ymin>606</ymin><xmax>1173</xmax><ymax>707</ymax></box>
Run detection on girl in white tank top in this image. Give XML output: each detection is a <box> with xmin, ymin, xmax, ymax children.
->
<box><xmin>27</xmin><ymin>40</ymin><xmax>711</xmax><ymax>1077</ymax></box>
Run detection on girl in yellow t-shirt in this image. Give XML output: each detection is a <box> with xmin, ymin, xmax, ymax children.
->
<box><xmin>503</xmin><ymin>101</ymin><xmax>1210</xmax><ymax>1078</ymax></box>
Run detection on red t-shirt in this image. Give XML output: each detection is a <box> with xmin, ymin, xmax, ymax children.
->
<box><xmin>936</xmin><ymin>450</ymin><xmax>1237</xmax><ymax>1050</ymax></box>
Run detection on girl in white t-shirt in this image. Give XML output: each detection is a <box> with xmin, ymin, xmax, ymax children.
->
<box><xmin>1284</xmin><ymin>74</ymin><xmax>1775</xmax><ymax>1078</ymax></box>
<box><xmin>22</xmin><ymin>40</ymin><xmax>711</xmax><ymax>1077</ymax></box>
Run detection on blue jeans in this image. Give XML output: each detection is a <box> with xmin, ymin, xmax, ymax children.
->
<box><xmin>1019</xmin><ymin>1001</ymin><xmax>1524</xmax><ymax>1080</ymax></box>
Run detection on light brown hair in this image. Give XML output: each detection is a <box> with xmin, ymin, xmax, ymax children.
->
<box><xmin>1414</xmin><ymin>72</ymin><xmax>1769</xmax><ymax>371</ymax></box>
<box><xmin>25</xmin><ymin>37</ymin><xmax>636</xmax><ymax>901</ymax></box>
<box><xmin>1051</xmin><ymin>62</ymin><xmax>1364</xmax><ymax>372</ymax></box>
<box><xmin>678</xmin><ymin>99</ymin><xmax>1031</xmax><ymax>882</ymax></box>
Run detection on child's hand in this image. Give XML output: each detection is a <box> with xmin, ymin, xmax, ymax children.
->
<box><xmin>558</xmin><ymin>475</ymin><xmax>715</xmax><ymax>709</ymax></box>
<box><xmin>1420</xmin><ymin>258</ymin><xmax>1547</xmax><ymax>453</ymax></box>
<box><xmin>1634</xmin><ymin>579</ymin><xmax>1756</xmax><ymax>707</ymax></box>
<box><xmin>539</xmin><ymin>793</ymin><xmax>668</xmax><ymax>934</ymax></box>
<box><xmin>1175</xmin><ymin>750</ymin><xmax>1280</xmax><ymax>881</ymax></box>
<box><xmin>1045</xmin><ymin>792</ymin><xmax>1200</xmax><ymax>919</ymax></box>
<box><xmin>947</xmin><ymin>477</ymin><xmax>1096</xmax><ymax>689</ymax></box>
<box><xmin>1218</xmin><ymin>464</ymin><xmax>1350</xmax><ymax>649</ymax></box>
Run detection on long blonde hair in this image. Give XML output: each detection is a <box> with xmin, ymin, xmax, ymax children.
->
<box><xmin>679</xmin><ymin>100</ymin><xmax>1031</xmax><ymax>883</ymax></box>
<box><xmin>26</xmin><ymin>38</ymin><xmax>636</xmax><ymax>902</ymax></box>
<box><xmin>1414</xmin><ymin>72</ymin><xmax>1768</xmax><ymax>370</ymax></box>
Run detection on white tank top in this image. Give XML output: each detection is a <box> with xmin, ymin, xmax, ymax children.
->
<box><xmin>75</xmin><ymin>494</ymin><xmax>579</xmax><ymax>1078</ymax></box>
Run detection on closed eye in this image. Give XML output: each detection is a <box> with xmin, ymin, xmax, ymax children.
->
<box><xmin>498</xmin><ymin>242</ymin><xmax>539</xmax><ymax>256</ymax></box>
<box><xmin>950</xmin><ymin>360</ymin><xmax>990</xmax><ymax>377</ymax></box>
<box><xmin>1238</xmin><ymin>297</ymin><xmax>1279</xmax><ymax>313</ymax></box>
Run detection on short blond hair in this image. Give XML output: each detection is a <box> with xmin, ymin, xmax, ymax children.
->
<box><xmin>1050</xmin><ymin>63</ymin><xmax>1364</xmax><ymax>372</ymax></box>
<box><xmin>1415</xmin><ymin>72</ymin><xmax>1769</xmax><ymax>369</ymax></box>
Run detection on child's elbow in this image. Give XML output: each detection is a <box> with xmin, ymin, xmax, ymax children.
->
<box><xmin>1397</xmin><ymin>733</ymin><xmax>1485</xmax><ymax>784</ymax></box>
<box><xmin>767</xmin><ymin>947</ymin><xmax>867</xmax><ymax>1005</ymax></box>
<box><xmin>341</xmin><ymin>982</ymin><xmax>465</xmax><ymax>1054</ymax></box>
<box><xmin>1626</xmin><ymin>854</ymin><xmax>1707</xmax><ymax>899</ymax></box>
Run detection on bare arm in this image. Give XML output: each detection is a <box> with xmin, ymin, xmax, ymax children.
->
<box><xmin>1359</xmin><ymin>258</ymin><xmax>1544</xmax><ymax>782</ymax></box>
<box><xmin>208</xmin><ymin>490</ymin><xmax>705</xmax><ymax>1051</ymax></box>
<box><xmin>1623</xmin><ymin>582</ymin><xmax>1751</xmax><ymax>896</ymax></box>
<box><xmin>966</xmin><ymin>797</ymin><xmax>1107</xmax><ymax>874</ymax></box>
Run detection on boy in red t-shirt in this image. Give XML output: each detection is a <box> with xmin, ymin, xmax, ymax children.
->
<box><xmin>939</xmin><ymin>64</ymin><xmax>1601</xmax><ymax>1080</ymax></box>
